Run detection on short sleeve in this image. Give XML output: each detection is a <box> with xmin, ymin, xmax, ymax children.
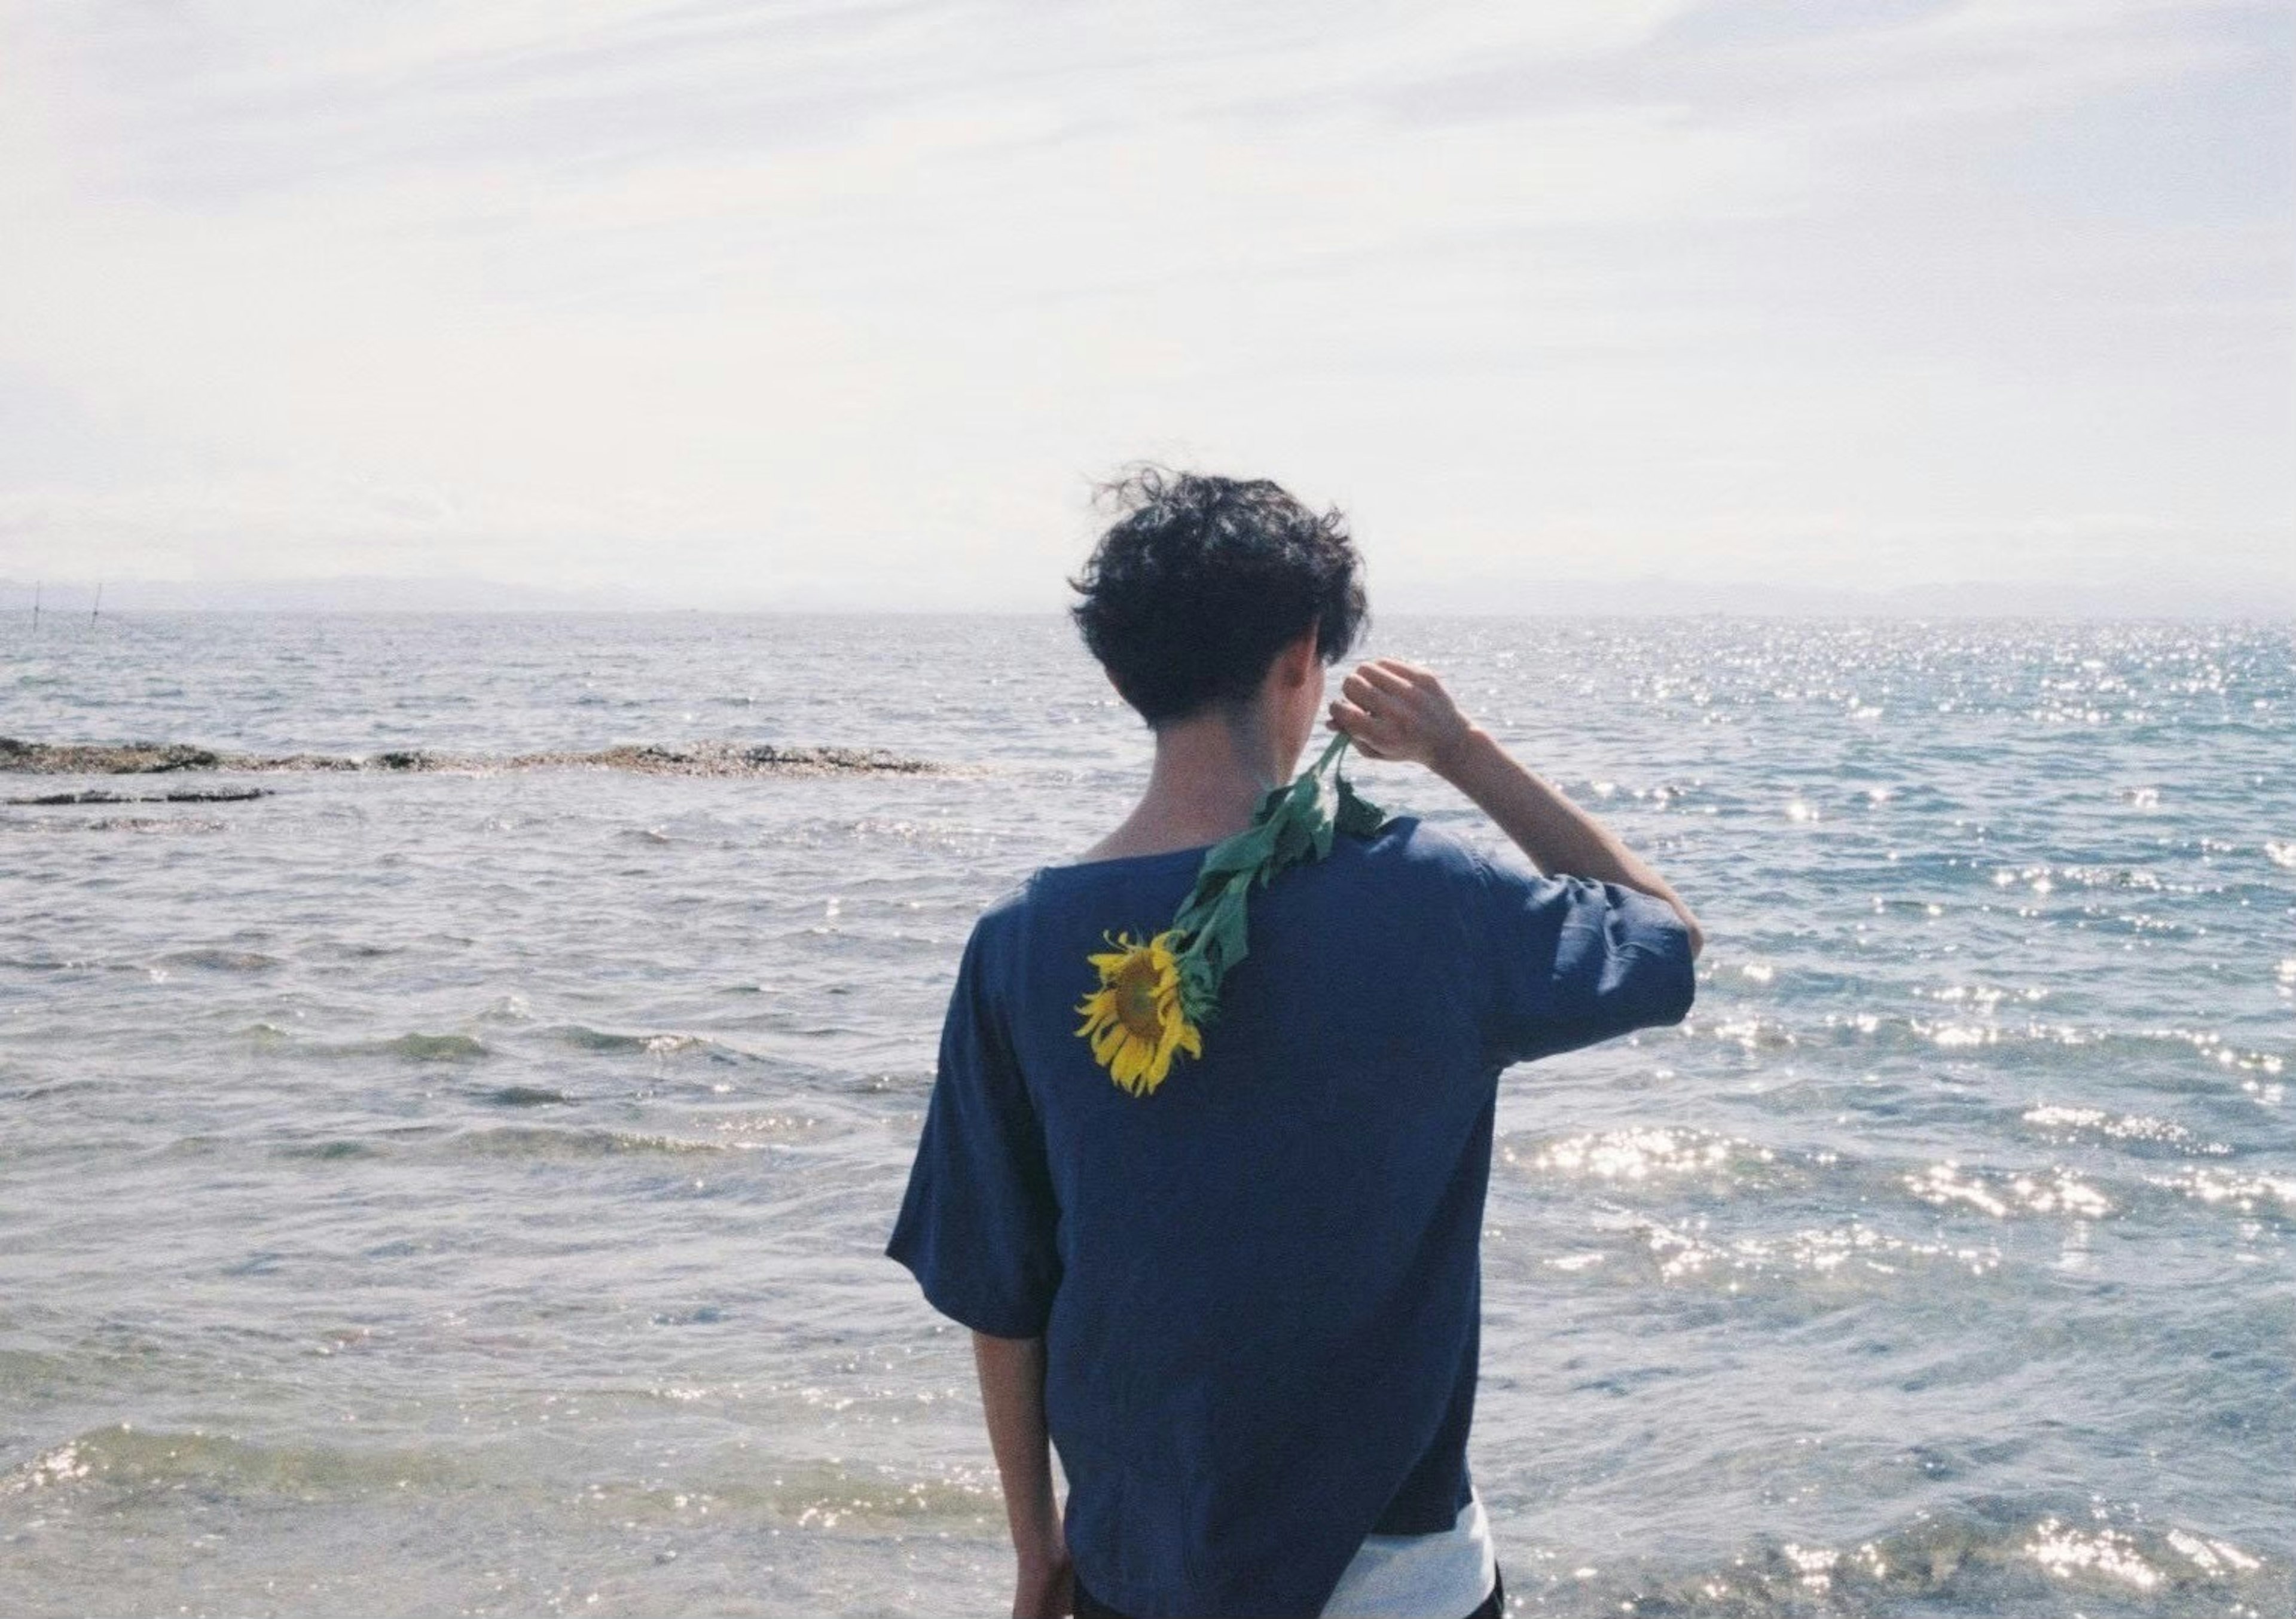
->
<box><xmin>884</xmin><ymin>917</ymin><xmax>1062</xmax><ymax>1339</ymax></box>
<box><xmin>1470</xmin><ymin>845</ymin><xmax>1696</xmax><ymax>1069</ymax></box>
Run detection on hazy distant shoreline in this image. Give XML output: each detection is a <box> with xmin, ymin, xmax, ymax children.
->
<box><xmin>2</xmin><ymin>577</ymin><xmax>2289</xmax><ymax>619</ymax></box>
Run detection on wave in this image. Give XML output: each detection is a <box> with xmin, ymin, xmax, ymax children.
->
<box><xmin>256</xmin><ymin>1025</ymin><xmax>753</xmax><ymax>1070</ymax></box>
<box><xmin>0</xmin><ymin>1077</ymin><xmax>103</xmax><ymax>1102</ymax></box>
<box><xmin>5</xmin><ymin>1428</ymin><xmax>2280</xmax><ymax>1612</ymax></box>
<box><xmin>271</xmin><ymin>1139</ymin><xmax>380</xmax><ymax>1160</ymax></box>
<box><xmin>537</xmin><ymin>1025</ymin><xmax>734</xmax><ymax>1060</ymax></box>
<box><xmin>228</xmin><ymin>1110</ymin><xmax>823</xmax><ymax>1163</ymax></box>
<box><xmin>0</xmin><ymin>737</ymin><xmax>942</xmax><ymax>777</ymax></box>
<box><xmin>1681</xmin><ymin>1010</ymin><xmax>2287</xmax><ymax>1086</ymax></box>
<box><xmin>154</xmin><ymin>948</ymin><xmax>283</xmax><ymax>973</ymax></box>
<box><xmin>0</xmin><ymin>1425</ymin><xmax>1002</xmax><ymax>1531</ymax></box>
<box><xmin>1495</xmin><ymin>1122</ymin><xmax>2294</xmax><ymax>1294</ymax></box>
<box><xmin>1506</xmin><ymin>1120</ymin><xmax>2289</xmax><ymax>1215</ymax></box>
<box><xmin>0</xmin><ymin>1424</ymin><xmax>461</xmax><ymax>1501</ymax></box>
<box><xmin>304</xmin><ymin>1032</ymin><xmax>492</xmax><ymax>1062</ymax></box>
<box><xmin>1527</xmin><ymin>1495</ymin><xmax>2287</xmax><ymax>1617</ymax></box>
<box><xmin>481</xmin><ymin>1085</ymin><xmax>571</xmax><ymax>1107</ymax></box>
<box><xmin>447</xmin><ymin>1125</ymin><xmax>735</xmax><ymax>1159</ymax></box>
<box><xmin>1</xmin><ymin>814</ymin><xmax>230</xmax><ymax>835</ymax></box>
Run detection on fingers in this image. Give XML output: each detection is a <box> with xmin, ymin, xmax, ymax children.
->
<box><xmin>1339</xmin><ymin>668</ymin><xmax>1406</xmax><ymax>710</ymax></box>
<box><xmin>1338</xmin><ymin>668</ymin><xmax>1417</xmax><ymax>740</ymax></box>
<box><xmin>1347</xmin><ymin>658</ymin><xmax>1444</xmax><ymax>699</ymax></box>
<box><xmin>1327</xmin><ymin>696</ymin><xmax>1394</xmax><ymax>757</ymax></box>
<box><xmin>1352</xmin><ymin>661</ymin><xmax>1414</xmax><ymax>697</ymax></box>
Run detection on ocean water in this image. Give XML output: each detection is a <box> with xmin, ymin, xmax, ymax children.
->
<box><xmin>1</xmin><ymin>612</ymin><xmax>2289</xmax><ymax>1619</ymax></box>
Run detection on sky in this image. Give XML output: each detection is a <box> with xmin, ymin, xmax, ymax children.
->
<box><xmin>0</xmin><ymin>0</ymin><xmax>2288</xmax><ymax>613</ymax></box>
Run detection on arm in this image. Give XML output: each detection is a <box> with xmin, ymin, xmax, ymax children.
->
<box><xmin>972</xmin><ymin>1328</ymin><xmax>1072</xmax><ymax>1618</ymax></box>
<box><xmin>1328</xmin><ymin>658</ymin><xmax>1705</xmax><ymax>957</ymax></box>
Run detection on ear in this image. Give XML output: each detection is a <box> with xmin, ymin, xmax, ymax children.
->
<box><xmin>1280</xmin><ymin>624</ymin><xmax>1320</xmax><ymax>686</ymax></box>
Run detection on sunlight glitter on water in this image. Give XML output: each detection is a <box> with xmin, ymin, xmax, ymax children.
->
<box><xmin>2027</xmin><ymin>1519</ymin><xmax>2164</xmax><ymax>1591</ymax></box>
<box><xmin>2019</xmin><ymin>1105</ymin><xmax>2225</xmax><ymax>1153</ymax></box>
<box><xmin>1513</xmin><ymin>1126</ymin><xmax>1769</xmax><ymax>1183</ymax></box>
<box><xmin>2</xmin><ymin>613</ymin><xmax>2289</xmax><ymax>1617</ymax></box>
<box><xmin>1636</xmin><ymin>1215</ymin><xmax>2004</xmax><ymax>1284</ymax></box>
<box><xmin>1904</xmin><ymin>1163</ymin><xmax>2114</xmax><ymax>1220</ymax></box>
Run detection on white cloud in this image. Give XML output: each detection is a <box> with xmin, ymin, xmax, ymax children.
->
<box><xmin>0</xmin><ymin>0</ymin><xmax>2285</xmax><ymax>610</ymax></box>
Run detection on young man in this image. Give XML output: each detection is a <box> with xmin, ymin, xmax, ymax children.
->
<box><xmin>886</xmin><ymin>469</ymin><xmax>1704</xmax><ymax>1619</ymax></box>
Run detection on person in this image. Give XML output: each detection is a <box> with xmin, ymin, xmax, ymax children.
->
<box><xmin>885</xmin><ymin>468</ymin><xmax>1705</xmax><ymax>1619</ymax></box>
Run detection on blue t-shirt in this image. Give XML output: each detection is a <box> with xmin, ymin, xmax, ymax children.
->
<box><xmin>884</xmin><ymin>813</ymin><xmax>1696</xmax><ymax>1618</ymax></box>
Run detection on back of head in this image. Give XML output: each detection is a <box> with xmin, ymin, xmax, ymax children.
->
<box><xmin>1066</xmin><ymin>465</ymin><xmax>1370</xmax><ymax>729</ymax></box>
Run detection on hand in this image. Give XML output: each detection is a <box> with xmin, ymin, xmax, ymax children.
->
<box><xmin>1013</xmin><ymin>1542</ymin><xmax>1074</xmax><ymax>1618</ymax></box>
<box><xmin>1326</xmin><ymin>658</ymin><xmax>1476</xmax><ymax>777</ymax></box>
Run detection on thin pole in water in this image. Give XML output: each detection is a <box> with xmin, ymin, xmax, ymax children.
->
<box><xmin>91</xmin><ymin>582</ymin><xmax>102</xmax><ymax>625</ymax></box>
<box><xmin>29</xmin><ymin>581</ymin><xmax>38</xmax><ymax>634</ymax></box>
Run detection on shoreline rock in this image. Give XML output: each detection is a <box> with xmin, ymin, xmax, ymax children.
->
<box><xmin>6</xmin><ymin>787</ymin><xmax>272</xmax><ymax>805</ymax></box>
<box><xmin>0</xmin><ymin>738</ymin><xmax>946</xmax><ymax>778</ymax></box>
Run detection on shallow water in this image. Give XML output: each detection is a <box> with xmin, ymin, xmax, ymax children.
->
<box><xmin>2</xmin><ymin>612</ymin><xmax>2289</xmax><ymax>1617</ymax></box>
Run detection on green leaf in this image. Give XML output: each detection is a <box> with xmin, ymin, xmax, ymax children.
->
<box><xmin>1178</xmin><ymin>957</ymin><xmax>1220</xmax><ymax>1026</ymax></box>
<box><xmin>1161</xmin><ymin>737</ymin><xmax>1405</xmax><ymax>1039</ymax></box>
<box><xmin>1206</xmin><ymin>890</ymin><xmax>1251</xmax><ymax>970</ymax></box>
<box><xmin>1199</xmin><ymin>820</ymin><xmax>1278</xmax><ymax>878</ymax></box>
<box><xmin>1271</xmin><ymin>807</ymin><xmax>1315</xmax><ymax>868</ymax></box>
<box><xmin>1333</xmin><ymin>770</ymin><xmax>1389</xmax><ymax>839</ymax></box>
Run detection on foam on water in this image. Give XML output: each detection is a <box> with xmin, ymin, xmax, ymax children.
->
<box><xmin>2</xmin><ymin>613</ymin><xmax>2289</xmax><ymax>1616</ymax></box>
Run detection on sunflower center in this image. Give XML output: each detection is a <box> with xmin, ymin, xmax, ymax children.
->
<box><xmin>1112</xmin><ymin>954</ymin><xmax>1167</xmax><ymax>1044</ymax></box>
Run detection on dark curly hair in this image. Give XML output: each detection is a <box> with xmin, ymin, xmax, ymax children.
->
<box><xmin>1066</xmin><ymin>466</ymin><xmax>1369</xmax><ymax>729</ymax></box>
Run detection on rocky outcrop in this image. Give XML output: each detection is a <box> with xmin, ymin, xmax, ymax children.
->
<box><xmin>5</xmin><ymin>787</ymin><xmax>271</xmax><ymax>805</ymax></box>
<box><xmin>0</xmin><ymin>738</ymin><xmax>944</xmax><ymax>777</ymax></box>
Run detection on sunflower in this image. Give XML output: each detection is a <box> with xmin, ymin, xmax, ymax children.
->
<box><xmin>1070</xmin><ymin>732</ymin><xmax>1391</xmax><ymax>1099</ymax></box>
<box><xmin>1074</xmin><ymin>927</ymin><xmax>1204</xmax><ymax>1096</ymax></box>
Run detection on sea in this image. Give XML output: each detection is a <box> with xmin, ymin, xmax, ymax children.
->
<box><xmin>1</xmin><ymin>612</ymin><xmax>2289</xmax><ymax>1618</ymax></box>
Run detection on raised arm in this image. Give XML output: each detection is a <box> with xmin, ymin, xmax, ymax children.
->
<box><xmin>1327</xmin><ymin>658</ymin><xmax>1705</xmax><ymax>957</ymax></box>
<box><xmin>971</xmin><ymin>1328</ymin><xmax>1073</xmax><ymax>1618</ymax></box>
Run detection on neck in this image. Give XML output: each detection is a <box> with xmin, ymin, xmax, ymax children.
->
<box><xmin>1128</xmin><ymin>707</ymin><xmax>1290</xmax><ymax>848</ymax></box>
